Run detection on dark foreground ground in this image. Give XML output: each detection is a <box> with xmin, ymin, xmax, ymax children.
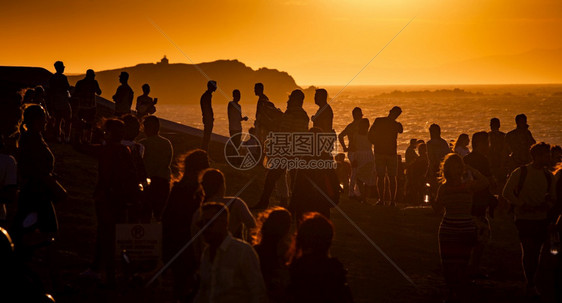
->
<box><xmin>32</xmin><ymin>134</ymin><xmax>556</xmax><ymax>303</ymax></box>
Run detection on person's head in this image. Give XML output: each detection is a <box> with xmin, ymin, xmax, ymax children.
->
<box><xmin>352</xmin><ymin>107</ymin><xmax>363</xmax><ymax>121</ymax></box>
<box><xmin>515</xmin><ymin>114</ymin><xmax>527</xmax><ymax>128</ymax></box>
<box><xmin>471</xmin><ymin>131</ymin><xmax>489</xmax><ymax>154</ymax></box>
<box><xmin>121</xmin><ymin>114</ymin><xmax>140</xmax><ymax>141</ymax></box>
<box><xmin>200</xmin><ymin>168</ymin><xmax>226</xmax><ymax>201</ymax></box>
<box><xmin>232</xmin><ymin>89</ymin><xmax>241</xmax><ymax>102</ymax></box>
<box><xmin>409</xmin><ymin>138</ymin><xmax>418</xmax><ymax>147</ymax></box>
<box><xmin>530</xmin><ymin>142</ymin><xmax>551</xmax><ymax>167</ymax></box>
<box><xmin>389</xmin><ymin>106</ymin><xmax>402</xmax><ymax>120</ymax></box>
<box><xmin>198</xmin><ymin>202</ymin><xmax>229</xmax><ymax>245</ymax></box>
<box><xmin>335</xmin><ymin>153</ymin><xmax>346</xmax><ymax>162</ymax></box>
<box><xmin>418</xmin><ymin>143</ymin><xmax>427</xmax><ymax>156</ymax></box>
<box><xmin>104</xmin><ymin>118</ymin><xmax>125</xmax><ymax>143</ymax></box>
<box><xmin>23</xmin><ymin>89</ymin><xmax>35</xmax><ymax>103</ymax></box>
<box><xmin>21</xmin><ymin>104</ymin><xmax>46</xmax><ymax>133</ymax></box>
<box><xmin>358</xmin><ymin>118</ymin><xmax>369</xmax><ymax>135</ymax></box>
<box><xmin>54</xmin><ymin>61</ymin><xmax>65</xmax><ymax>73</ymax></box>
<box><xmin>86</xmin><ymin>69</ymin><xmax>95</xmax><ymax>80</ymax></box>
<box><xmin>34</xmin><ymin>86</ymin><xmax>45</xmax><ymax>98</ymax></box>
<box><xmin>142</xmin><ymin>83</ymin><xmax>150</xmax><ymax>95</ymax></box>
<box><xmin>207</xmin><ymin>80</ymin><xmax>217</xmax><ymax>92</ymax></box>
<box><xmin>314</xmin><ymin>89</ymin><xmax>328</xmax><ymax>106</ymax></box>
<box><xmin>254</xmin><ymin>83</ymin><xmax>264</xmax><ymax>96</ymax></box>
<box><xmin>454</xmin><ymin>133</ymin><xmax>470</xmax><ymax>149</ymax></box>
<box><xmin>490</xmin><ymin>118</ymin><xmax>500</xmax><ymax>131</ymax></box>
<box><xmin>180</xmin><ymin>149</ymin><xmax>210</xmax><ymax>179</ymax></box>
<box><xmin>440</xmin><ymin>153</ymin><xmax>464</xmax><ymax>184</ymax></box>
<box><xmin>287</xmin><ymin>89</ymin><xmax>305</xmax><ymax>108</ymax></box>
<box><xmin>429</xmin><ymin>123</ymin><xmax>441</xmax><ymax>139</ymax></box>
<box><xmin>253</xmin><ymin>207</ymin><xmax>292</xmax><ymax>246</ymax></box>
<box><xmin>143</xmin><ymin>115</ymin><xmax>160</xmax><ymax>137</ymax></box>
<box><xmin>295</xmin><ymin>212</ymin><xmax>334</xmax><ymax>258</ymax></box>
<box><xmin>119</xmin><ymin>71</ymin><xmax>129</xmax><ymax>84</ymax></box>
<box><xmin>551</xmin><ymin>145</ymin><xmax>562</xmax><ymax>164</ymax></box>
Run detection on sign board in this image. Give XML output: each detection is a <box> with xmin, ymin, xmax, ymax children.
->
<box><xmin>116</xmin><ymin>223</ymin><xmax>162</xmax><ymax>261</ymax></box>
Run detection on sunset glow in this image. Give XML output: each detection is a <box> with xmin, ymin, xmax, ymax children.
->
<box><xmin>2</xmin><ymin>0</ymin><xmax>561</xmax><ymax>85</ymax></box>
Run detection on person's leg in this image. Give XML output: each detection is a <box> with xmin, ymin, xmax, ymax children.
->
<box><xmin>348</xmin><ymin>152</ymin><xmax>358</xmax><ymax>197</ymax></box>
<box><xmin>201</xmin><ymin>122</ymin><xmax>213</xmax><ymax>151</ymax></box>
<box><xmin>149</xmin><ymin>177</ymin><xmax>170</xmax><ymax>221</ymax></box>
<box><xmin>374</xmin><ymin>154</ymin><xmax>386</xmax><ymax>205</ymax></box>
<box><xmin>386</xmin><ymin>154</ymin><xmax>398</xmax><ymax>204</ymax></box>
<box><xmin>517</xmin><ymin>220</ymin><xmax>547</xmax><ymax>293</ymax></box>
<box><xmin>255</xmin><ymin>168</ymin><xmax>284</xmax><ymax>208</ymax></box>
<box><xmin>63</xmin><ymin>107</ymin><xmax>72</xmax><ymax>142</ymax></box>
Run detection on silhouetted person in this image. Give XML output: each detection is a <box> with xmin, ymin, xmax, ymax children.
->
<box><xmin>338</xmin><ymin>107</ymin><xmax>363</xmax><ymax>198</ymax></box>
<box><xmin>254</xmin><ymin>83</ymin><xmax>280</xmax><ymax>143</ymax></box>
<box><xmin>550</xmin><ymin>145</ymin><xmax>562</xmax><ymax>172</ymax></box>
<box><xmin>453</xmin><ymin>133</ymin><xmax>470</xmax><ymax>157</ymax></box>
<box><xmin>311</xmin><ymin>88</ymin><xmax>334</xmax><ymax>133</ymax></box>
<box><xmin>405</xmin><ymin>138</ymin><xmax>419</xmax><ymax>166</ymax></box>
<box><xmin>434</xmin><ymin>153</ymin><xmax>489</xmax><ymax>302</ymax></box>
<box><xmin>0</xmin><ymin>91</ymin><xmax>23</xmax><ymax>152</ymax></box>
<box><xmin>407</xmin><ymin>143</ymin><xmax>428</xmax><ymax>205</ymax></box>
<box><xmin>0</xmin><ymin>136</ymin><xmax>17</xmax><ymax>229</ymax></box>
<box><xmin>193</xmin><ymin>168</ymin><xmax>256</xmax><ymax>240</ymax></box>
<box><xmin>48</xmin><ymin>61</ymin><xmax>72</xmax><ymax>143</ymax></box>
<box><xmin>140</xmin><ymin>116</ymin><xmax>173</xmax><ymax>221</ymax></box>
<box><xmin>227</xmin><ymin>89</ymin><xmax>248</xmax><ymax>147</ymax></box>
<box><xmin>74</xmin><ymin>69</ymin><xmax>101</xmax><ymax>144</ymax></box>
<box><xmin>368</xmin><ymin>106</ymin><xmax>403</xmax><ymax>206</ymax></box>
<box><xmin>22</xmin><ymin>88</ymin><xmax>35</xmax><ymax>105</ymax></box>
<box><xmin>489</xmin><ymin>118</ymin><xmax>509</xmax><ymax>186</ymax></box>
<box><xmin>13</xmin><ymin>105</ymin><xmax>63</xmax><ymax>244</ymax></box>
<box><xmin>162</xmin><ymin>149</ymin><xmax>209</xmax><ymax>302</ymax></box>
<box><xmin>463</xmin><ymin>132</ymin><xmax>497</xmax><ymax>279</ymax></box>
<box><xmin>32</xmin><ymin>86</ymin><xmax>48</xmax><ymax>110</ymax></box>
<box><xmin>426</xmin><ymin>123</ymin><xmax>450</xmax><ymax>199</ymax></box>
<box><xmin>112</xmin><ymin>71</ymin><xmax>134</xmax><ymax>116</ymax></box>
<box><xmin>506</xmin><ymin>114</ymin><xmax>536</xmax><ymax>171</ymax></box>
<box><xmin>200</xmin><ymin>80</ymin><xmax>216</xmax><ymax>151</ymax></box>
<box><xmin>288</xmin><ymin>213</ymin><xmax>353</xmax><ymax>303</ymax></box>
<box><xmin>253</xmin><ymin>207</ymin><xmax>292</xmax><ymax>303</ymax></box>
<box><xmin>121</xmin><ymin>114</ymin><xmax>147</xmax><ymax>222</ymax></box>
<box><xmin>503</xmin><ymin>142</ymin><xmax>554</xmax><ymax>297</ymax></box>
<box><xmin>136</xmin><ymin>83</ymin><xmax>157</xmax><ymax>118</ymax></box>
<box><xmin>193</xmin><ymin>203</ymin><xmax>266</xmax><ymax>303</ymax></box>
<box><xmin>353</xmin><ymin>118</ymin><xmax>374</xmax><ymax>203</ymax></box>
<box><xmin>254</xmin><ymin>90</ymin><xmax>309</xmax><ymax>210</ymax></box>
<box><xmin>335</xmin><ymin>153</ymin><xmax>351</xmax><ymax>195</ymax></box>
<box><xmin>89</xmin><ymin>119</ymin><xmax>139</xmax><ymax>285</ymax></box>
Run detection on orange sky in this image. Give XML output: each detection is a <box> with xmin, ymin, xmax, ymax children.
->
<box><xmin>2</xmin><ymin>0</ymin><xmax>561</xmax><ymax>85</ymax></box>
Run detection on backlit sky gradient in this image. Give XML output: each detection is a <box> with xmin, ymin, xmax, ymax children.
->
<box><xmin>2</xmin><ymin>0</ymin><xmax>562</xmax><ymax>85</ymax></box>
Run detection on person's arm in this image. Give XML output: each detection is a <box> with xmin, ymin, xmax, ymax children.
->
<box><xmin>112</xmin><ymin>86</ymin><xmax>120</xmax><ymax>101</ymax></box>
<box><xmin>241</xmin><ymin>245</ymin><xmax>267</xmax><ymax>303</ymax></box>
<box><xmin>338</xmin><ymin>126</ymin><xmax>349</xmax><ymax>152</ymax></box>
<box><xmin>502</xmin><ymin>167</ymin><xmax>523</xmax><ymax>207</ymax></box>
<box><xmin>368</xmin><ymin>120</ymin><xmax>377</xmax><ymax>144</ymax></box>
<box><xmin>236</xmin><ymin>198</ymin><xmax>257</xmax><ymax>230</ymax></box>
<box><xmin>433</xmin><ymin>184</ymin><xmax>446</xmax><ymax>215</ymax></box>
<box><xmin>397</xmin><ymin>121</ymin><xmax>403</xmax><ymax>134</ymax></box>
<box><xmin>95</xmin><ymin>81</ymin><xmax>102</xmax><ymax>95</ymax></box>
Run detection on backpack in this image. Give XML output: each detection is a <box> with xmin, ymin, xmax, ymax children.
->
<box><xmin>513</xmin><ymin>165</ymin><xmax>552</xmax><ymax>198</ymax></box>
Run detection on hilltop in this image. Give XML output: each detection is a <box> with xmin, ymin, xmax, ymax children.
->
<box><xmin>67</xmin><ymin>58</ymin><xmax>300</xmax><ymax>105</ymax></box>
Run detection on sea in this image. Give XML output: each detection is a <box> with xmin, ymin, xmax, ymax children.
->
<box><xmin>156</xmin><ymin>84</ymin><xmax>562</xmax><ymax>156</ymax></box>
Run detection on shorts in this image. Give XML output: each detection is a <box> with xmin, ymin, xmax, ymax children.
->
<box><xmin>375</xmin><ymin>153</ymin><xmax>398</xmax><ymax>177</ymax></box>
<box><xmin>515</xmin><ymin>219</ymin><xmax>548</xmax><ymax>242</ymax></box>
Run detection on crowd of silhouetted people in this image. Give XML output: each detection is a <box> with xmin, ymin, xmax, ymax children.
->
<box><xmin>1</xmin><ymin>60</ymin><xmax>562</xmax><ymax>303</ymax></box>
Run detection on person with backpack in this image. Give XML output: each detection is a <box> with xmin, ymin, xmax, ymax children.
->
<box><xmin>502</xmin><ymin>142</ymin><xmax>555</xmax><ymax>297</ymax></box>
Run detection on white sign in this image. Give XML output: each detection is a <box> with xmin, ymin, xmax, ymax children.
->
<box><xmin>116</xmin><ymin>223</ymin><xmax>162</xmax><ymax>261</ymax></box>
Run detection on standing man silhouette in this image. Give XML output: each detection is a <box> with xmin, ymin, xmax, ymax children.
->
<box><xmin>368</xmin><ymin>106</ymin><xmax>403</xmax><ymax>207</ymax></box>
<box><xmin>112</xmin><ymin>72</ymin><xmax>134</xmax><ymax>116</ymax></box>
<box><xmin>311</xmin><ymin>88</ymin><xmax>334</xmax><ymax>133</ymax></box>
<box><xmin>48</xmin><ymin>61</ymin><xmax>72</xmax><ymax>143</ymax></box>
<box><xmin>254</xmin><ymin>83</ymin><xmax>277</xmax><ymax>143</ymax></box>
<box><xmin>228</xmin><ymin>89</ymin><xmax>248</xmax><ymax>147</ymax></box>
<box><xmin>200</xmin><ymin>80</ymin><xmax>217</xmax><ymax>151</ymax></box>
